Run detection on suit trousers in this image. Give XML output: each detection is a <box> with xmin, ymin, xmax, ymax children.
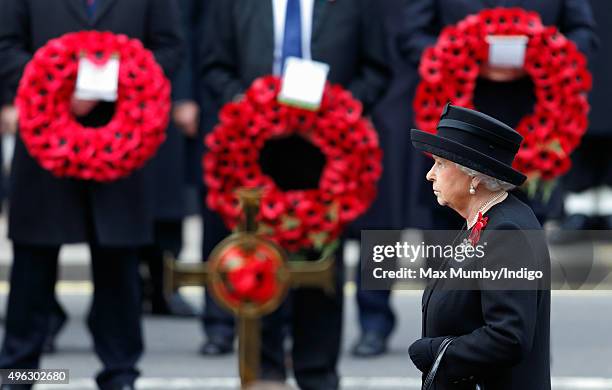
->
<box><xmin>355</xmin><ymin>278</ymin><xmax>395</xmax><ymax>338</ymax></box>
<box><xmin>140</xmin><ymin>220</ymin><xmax>183</xmax><ymax>306</ymax></box>
<box><xmin>0</xmin><ymin>243</ymin><xmax>143</xmax><ymax>390</ymax></box>
<box><xmin>260</xmin><ymin>251</ymin><xmax>344</xmax><ymax>390</ymax></box>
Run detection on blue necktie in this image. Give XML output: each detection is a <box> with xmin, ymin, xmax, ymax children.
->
<box><xmin>281</xmin><ymin>0</ymin><xmax>302</xmax><ymax>72</ymax></box>
<box><xmin>85</xmin><ymin>0</ymin><xmax>97</xmax><ymax>20</ymax></box>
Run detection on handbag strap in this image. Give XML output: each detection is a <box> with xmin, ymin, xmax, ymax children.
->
<box><xmin>422</xmin><ymin>337</ymin><xmax>456</xmax><ymax>390</ymax></box>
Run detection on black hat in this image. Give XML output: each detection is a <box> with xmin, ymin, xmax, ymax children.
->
<box><xmin>411</xmin><ymin>104</ymin><xmax>527</xmax><ymax>186</ymax></box>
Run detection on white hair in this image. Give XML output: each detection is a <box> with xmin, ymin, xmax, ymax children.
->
<box><xmin>455</xmin><ymin>163</ymin><xmax>516</xmax><ymax>192</ymax></box>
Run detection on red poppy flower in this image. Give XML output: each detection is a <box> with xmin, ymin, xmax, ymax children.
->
<box><xmin>219</xmin><ymin>102</ymin><xmax>255</xmax><ymax>128</ymax></box>
<box><xmin>468</xmin><ymin>212</ymin><xmax>488</xmax><ymax>246</ymax></box>
<box><xmin>420</xmin><ymin>48</ymin><xmax>444</xmax><ymax>84</ymax></box>
<box><xmin>295</xmin><ymin>199</ymin><xmax>326</xmax><ymax>226</ymax></box>
<box><xmin>247</xmin><ymin>75</ymin><xmax>280</xmax><ymax>106</ymax></box>
<box><xmin>261</xmin><ymin>193</ymin><xmax>286</xmax><ymax>220</ymax></box>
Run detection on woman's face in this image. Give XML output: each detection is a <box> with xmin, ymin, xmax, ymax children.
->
<box><xmin>425</xmin><ymin>155</ymin><xmax>472</xmax><ymax>209</ymax></box>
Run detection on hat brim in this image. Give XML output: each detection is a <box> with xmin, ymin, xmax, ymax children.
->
<box><xmin>411</xmin><ymin>128</ymin><xmax>527</xmax><ymax>187</ymax></box>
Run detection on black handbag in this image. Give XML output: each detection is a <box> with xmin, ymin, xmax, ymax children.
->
<box><xmin>422</xmin><ymin>337</ymin><xmax>483</xmax><ymax>390</ymax></box>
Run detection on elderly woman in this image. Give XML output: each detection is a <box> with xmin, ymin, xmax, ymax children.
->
<box><xmin>408</xmin><ymin>104</ymin><xmax>551</xmax><ymax>390</ymax></box>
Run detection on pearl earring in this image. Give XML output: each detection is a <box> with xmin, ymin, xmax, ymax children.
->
<box><xmin>469</xmin><ymin>185</ymin><xmax>476</xmax><ymax>195</ymax></box>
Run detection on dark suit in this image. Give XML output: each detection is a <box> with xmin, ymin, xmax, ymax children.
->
<box><xmin>0</xmin><ymin>0</ymin><xmax>183</xmax><ymax>246</ymax></box>
<box><xmin>410</xmin><ymin>193</ymin><xmax>551</xmax><ymax>390</ymax></box>
<box><xmin>194</xmin><ymin>0</ymin><xmax>236</xmax><ymax>346</ymax></box>
<box><xmin>400</xmin><ymin>0</ymin><xmax>598</xmax><ymax>225</ymax></box>
<box><xmin>353</xmin><ymin>0</ymin><xmax>421</xmax><ymax>343</ymax></box>
<box><xmin>0</xmin><ymin>0</ymin><xmax>182</xmax><ymax>388</ymax></box>
<box><xmin>175</xmin><ymin>0</ymin><xmax>209</xmax><ymax>188</ymax></box>
<box><xmin>147</xmin><ymin>0</ymin><xmax>206</xmax><ymax>221</ymax></box>
<box><xmin>202</xmin><ymin>0</ymin><xmax>389</xmax><ymax>110</ymax></box>
<box><xmin>201</xmin><ymin>1</ymin><xmax>389</xmax><ymax>388</ymax></box>
<box><xmin>140</xmin><ymin>0</ymin><xmax>207</xmax><ymax>315</ymax></box>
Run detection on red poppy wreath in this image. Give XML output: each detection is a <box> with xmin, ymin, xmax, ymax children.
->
<box><xmin>16</xmin><ymin>31</ymin><xmax>170</xmax><ymax>181</ymax></box>
<box><xmin>204</xmin><ymin>76</ymin><xmax>382</xmax><ymax>253</ymax></box>
<box><xmin>414</xmin><ymin>8</ymin><xmax>592</xmax><ymax>185</ymax></box>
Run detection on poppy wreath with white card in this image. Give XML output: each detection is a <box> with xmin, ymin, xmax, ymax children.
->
<box><xmin>204</xmin><ymin>76</ymin><xmax>382</xmax><ymax>253</ymax></box>
<box><xmin>16</xmin><ymin>31</ymin><xmax>170</xmax><ymax>181</ymax></box>
<box><xmin>414</xmin><ymin>8</ymin><xmax>592</xmax><ymax>189</ymax></box>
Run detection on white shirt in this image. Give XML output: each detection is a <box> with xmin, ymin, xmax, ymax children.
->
<box><xmin>271</xmin><ymin>0</ymin><xmax>314</xmax><ymax>75</ymax></box>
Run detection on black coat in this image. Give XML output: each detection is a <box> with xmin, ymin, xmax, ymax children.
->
<box><xmin>0</xmin><ymin>0</ymin><xmax>183</xmax><ymax>246</ymax></box>
<box><xmin>148</xmin><ymin>122</ymin><xmax>187</xmax><ymax>221</ymax></box>
<box><xmin>409</xmin><ymin>193</ymin><xmax>551</xmax><ymax>390</ymax></box>
<box><xmin>148</xmin><ymin>0</ymin><xmax>206</xmax><ymax>220</ymax></box>
<box><xmin>201</xmin><ymin>0</ymin><xmax>390</xmax><ymax>112</ymax></box>
<box><xmin>400</xmin><ymin>0</ymin><xmax>598</xmax><ymax>227</ymax></box>
<box><xmin>174</xmin><ymin>0</ymin><xmax>209</xmax><ymax>189</ymax></box>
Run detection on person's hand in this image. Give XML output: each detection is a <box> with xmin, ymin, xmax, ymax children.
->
<box><xmin>71</xmin><ymin>97</ymin><xmax>99</xmax><ymax>117</ymax></box>
<box><xmin>0</xmin><ymin>105</ymin><xmax>18</xmax><ymax>135</ymax></box>
<box><xmin>172</xmin><ymin>100</ymin><xmax>200</xmax><ymax>138</ymax></box>
<box><xmin>409</xmin><ymin>337</ymin><xmax>446</xmax><ymax>373</ymax></box>
<box><xmin>481</xmin><ymin>63</ymin><xmax>526</xmax><ymax>82</ymax></box>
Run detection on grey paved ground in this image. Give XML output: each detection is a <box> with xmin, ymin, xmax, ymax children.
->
<box><xmin>0</xmin><ymin>288</ymin><xmax>611</xmax><ymax>389</ymax></box>
<box><xmin>1</xmin><ymin>216</ymin><xmax>612</xmax><ymax>389</ymax></box>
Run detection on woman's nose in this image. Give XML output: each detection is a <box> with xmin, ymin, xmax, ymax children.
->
<box><xmin>426</xmin><ymin>165</ymin><xmax>435</xmax><ymax>182</ymax></box>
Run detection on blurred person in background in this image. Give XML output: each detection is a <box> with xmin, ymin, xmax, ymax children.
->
<box><xmin>138</xmin><ymin>0</ymin><xmax>204</xmax><ymax>318</ymax></box>
<box><xmin>349</xmin><ymin>0</ymin><xmax>419</xmax><ymax>359</ymax></box>
<box><xmin>0</xmin><ymin>1</ymin><xmax>183</xmax><ymax>389</ymax></box>
<box><xmin>556</xmin><ymin>0</ymin><xmax>612</xmax><ymax>236</ymax></box>
<box><xmin>188</xmin><ymin>0</ymin><xmax>240</xmax><ymax>357</ymax></box>
<box><xmin>399</xmin><ymin>0</ymin><xmax>599</xmax><ymax>231</ymax></box>
<box><xmin>200</xmin><ymin>0</ymin><xmax>390</xmax><ymax>388</ymax></box>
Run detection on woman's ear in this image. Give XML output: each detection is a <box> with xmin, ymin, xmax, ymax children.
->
<box><xmin>471</xmin><ymin>177</ymin><xmax>481</xmax><ymax>189</ymax></box>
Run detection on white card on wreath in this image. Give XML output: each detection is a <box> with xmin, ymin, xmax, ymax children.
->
<box><xmin>486</xmin><ymin>35</ymin><xmax>529</xmax><ymax>68</ymax></box>
<box><xmin>74</xmin><ymin>53</ymin><xmax>120</xmax><ymax>102</ymax></box>
<box><xmin>278</xmin><ymin>57</ymin><xmax>330</xmax><ymax>111</ymax></box>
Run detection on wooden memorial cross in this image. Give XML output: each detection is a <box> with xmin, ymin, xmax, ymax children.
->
<box><xmin>164</xmin><ymin>188</ymin><xmax>335</xmax><ymax>388</ymax></box>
